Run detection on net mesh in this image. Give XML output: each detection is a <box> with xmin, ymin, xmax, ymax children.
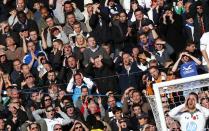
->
<box><xmin>146</xmin><ymin>75</ymin><xmax>209</xmax><ymax>131</ymax></box>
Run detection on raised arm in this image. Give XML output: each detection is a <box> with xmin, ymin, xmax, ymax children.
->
<box><xmin>186</xmin><ymin>53</ymin><xmax>201</xmax><ymax>65</ymax></box>
<box><xmin>20</xmin><ymin>32</ymin><xmax>28</xmax><ymax>54</ymax></box>
<box><xmin>32</xmin><ymin>109</ymin><xmax>45</xmax><ymax>121</ymax></box>
<box><xmin>168</xmin><ymin>104</ymin><xmax>185</xmax><ymax>121</ymax></box>
<box><xmin>66</xmin><ymin>76</ymin><xmax>74</xmax><ymax>93</ymax></box>
<box><xmin>57</xmin><ymin>107</ymin><xmax>73</xmax><ymax>125</ymax></box>
<box><xmin>196</xmin><ymin>104</ymin><xmax>209</xmax><ymax>118</ymax></box>
<box><xmin>172</xmin><ymin>53</ymin><xmax>183</xmax><ymax>72</ymax></box>
<box><xmin>83</xmin><ymin>75</ymin><xmax>94</xmax><ymax>89</ymax></box>
<box><xmin>41</xmin><ymin>30</ymin><xmax>47</xmax><ymax>50</ymax></box>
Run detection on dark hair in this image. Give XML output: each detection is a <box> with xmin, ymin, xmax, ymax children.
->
<box><xmin>132</xmin><ymin>103</ymin><xmax>141</xmax><ymax>110</ymax></box>
<box><xmin>73</xmin><ymin>73</ymin><xmax>82</xmax><ymax>80</ymax></box>
<box><xmin>61</xmin><ymin>95</ymin><xmax>72</xmax><ymax>103</ymax></box>
<box><xmin>189</xmin><ymin>92</ymin><xmax>198</xmax><ymax>101</ymax></box>
<box><xmin>119</xmin><ymin>10</ymin><xmax>127</xmax><ymax>17</ymax></box>
<box><xmin>73</xmin><ymin>21</ymin><xmax>81</xmax><ymax>27</ymax></box>
<box><xmin>44</xmin><ymin>15</ymin><xmax>53</xmax><ymax>21</ymax></box>
<box><xmin>41</xmin><ymin>95</ymin><xmax>52</xmax><ymax>108</ymax></box>
<box><xmin>29</xmin><ymin>29</ymin><xmax>38</xmax><ymax>34</ymax></box>
<box><xmin>112</xmin><ymin>107</ymin><xmax>122</xmax><ymax>114</ymax></box>
<box><xmin>81</xmin><ymin>86</ymin><xmax>88</xmax><ymax>92</ymax></box>
<box><xmin>86</xmin><ymin>35</ymin><xmax>95</xmax><ymax>41</ymax></box>
<box><xmin>134</xmin><ymin>8</ymin><xmax>143</xmax><ymax>14</ymax></box>
<box><xmin>186</xmin><ymin>40</ymin><xmax>195</xmax><ymax>47</ymax></box>
<box><xmin>13</xmin><ymin>59</ymin><xmax>21</xmax><ymax>65</ymax></box>
<box><xmin>17</xmin><ymin>11</ymin><xmax>26</xmax><ymax>18</ymax></box>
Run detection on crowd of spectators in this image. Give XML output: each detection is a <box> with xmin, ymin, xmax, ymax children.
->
<box><xmin>0</xmin><ymin>0</ymin><xmax>209</xmax><ymax>130</ymax></box>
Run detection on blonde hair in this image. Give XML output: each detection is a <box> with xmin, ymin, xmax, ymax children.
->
<box><xmin>75</xmin><ymin>34</ymin><xmax>87</xmax><ymax>48</ymax></box>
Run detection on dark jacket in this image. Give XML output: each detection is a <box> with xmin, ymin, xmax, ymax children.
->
<box><xmin>86</xmin><ymin>59</ymin><xmax>118</xmax><ymax>94</ymax></box>
<box><xmin>115</xmin><ymin>59</ymin><xmax>142</xmax><ymax>93</ymax></box>
<box><xmin>158</xmin><ymin>14</ymin><xmax>185</xmax><ymax>54</ymax></box>
<box><xmin>89</xmin><ymin>11</ymin><xmax>112</xmax><ymax>44</ymax></box>
<box><xmin>7</xmin><ymin>109</ymin><xmax>28</xmax><ymax>131</ymax></box>
<box><xmin>13</xmin><ymin>19</ymin><xmax>39</xmax><ymax>34</ymax></box>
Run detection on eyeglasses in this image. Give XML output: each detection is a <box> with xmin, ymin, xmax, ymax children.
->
<box><xmin>75</xmin><ymin>126</ymin><xmax>82</xmax><ymax>129</ymax></box>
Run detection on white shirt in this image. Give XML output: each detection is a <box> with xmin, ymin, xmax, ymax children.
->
<box><xmin>200</xmin><ymin>32</ymin><xmax>209</xmax><ymax>65</ymax></box>
<box><xmin>44</xmin><ymin>118</ymin><xmax>64</xmax><ymax>131</ymax></box>
<box><xmin>169</xmin><ymin>104</ymin><xmax>209</xmax><ymax>131</ymax></box>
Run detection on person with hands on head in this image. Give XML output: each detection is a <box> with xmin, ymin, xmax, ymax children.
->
<box><xmin>169</xmin><ymin>92</ymin><xmax>209</xmax><ymax>131</ymax></box>
<box><xmin>70</xmin><ymin>120</ymin><xmax>89</xmax><ymax>131</ymax></box>
<box><xmin>32</xmin><ymin>105</ymin><xmax>73</xmax><ymax>131</ymax></box>
<box><xmin>66</xmin><ymin>72</ymin><xmax>94</xmax><ymax>103</ymax></box>
<box><xmin>22</xmin><ymin>40</ymin><xmax>47</xmax><ymax>69</ymax></box>
<box><xmin>171</xmin><ymin>51</ymin><xmax>201</xmax><ymax>78</ymax></box>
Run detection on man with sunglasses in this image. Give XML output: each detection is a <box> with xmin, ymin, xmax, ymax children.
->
<box><xmin>32</xmin><ymin>106</ymin><xmax>73</xmax><ymax>131</ymax></box>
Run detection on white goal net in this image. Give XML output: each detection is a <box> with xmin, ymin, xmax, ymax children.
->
<box><xmin>146</xmin><ymin>73</ymin><xmax>209</xmax><ymax>131</ymax></box>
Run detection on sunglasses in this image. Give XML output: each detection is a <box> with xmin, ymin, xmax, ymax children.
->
<box><xmin>46</xmin><ymin>108</ymin><xmax>54</xmax><ymax>112</ymax></box>
<box><xmin>75</xmin><ymin>126</ymin><xmax>82</xmax><ymax>129</ymax></box>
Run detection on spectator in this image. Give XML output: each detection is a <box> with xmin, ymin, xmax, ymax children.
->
<box><xmin>0</xmin><ymin>51</ymin><xmax>13</xmax><ymax>74</ymax></box>
<box><xmin>63</xmin><ymin>13</ymin><xmax>88</xmax><ymax>37</ymax></box>
<box><xmin>0</xmin><ymin>21</ymin><xmax>20</xmax><ymax>46</ymax></box>
<box><xmin>82</xmin><ymin>36</ymin><xmax>110</xmax><ymax>67</ymax></box>
<box><xmin>10</xmin><ymin>59</ymin><xmax>22</xmax><ymax>84</ymax></box>
<box><xmin>172</xmin><ymin>52</ymin><xmax>201</xmax><ymax>78</ymax></box>
<box><xmin>5</xmin><ymin>36</ymin><xmax>25</xmax><ymax>61</ymax></box>
<box><xmin>13</xmin><ymin>11</ymin><xmax>38</xmax><ymax>34</ymax></box>
<box><xmin>70</xmin><ymin>120</ymin><xmax>89</xmax><ymax>131</ymax></box>
<box><xmin>89</xmin><ymin>3</ymin><xmax>112</xmax><ymax>44</ymax></box>
<box><xmin>86</xmin><ymin>55</ymin><xmax>118</xmax><ymax>94</ymax></box>
<box><xmin>169</xmin><ymin>92</ymin><xmax>209</xmax><ymax>131</ymax></box>
<box><xmin>66</xmin><ymin>73</ymin><xmax>94</xmax><ymax>103</ymax></box>
<box><xmin>136</xmin><ymin>113</ymin><xmax>149</xmax><ymax>131</ymax></box>
<box><xmin>74</xmin><ymin>86</ymin><xmax>88</xmax><ymax>108</ymax></box>
<box><xmin>63</xmin><ymin>1</ymin><xmax>85</xmax><ymax>22</ymax></box>
<box><xmin>152</xmin><ymin>38</ymin><xmax>174</xmax><ymax>66</ymax></box>
<box><xmin>115</xmin><ymin>53</ymin><xmax>142</xmax><ymax>92</ymax></box>
<box><xmin>32</xmin><ymin>106</ymin><xmax>73</xmax><ymax>131</ymax></box>
<box><xmin>192</xmin><ymin>1</ymin><xmax>209</xmax><ymax>44</ymax></box>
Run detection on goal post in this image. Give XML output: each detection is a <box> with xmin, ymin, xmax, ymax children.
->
<box><xmin>148</xmin><ymin>73</ymin><xmax>209</xmax><ymax>131</ymax></box>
